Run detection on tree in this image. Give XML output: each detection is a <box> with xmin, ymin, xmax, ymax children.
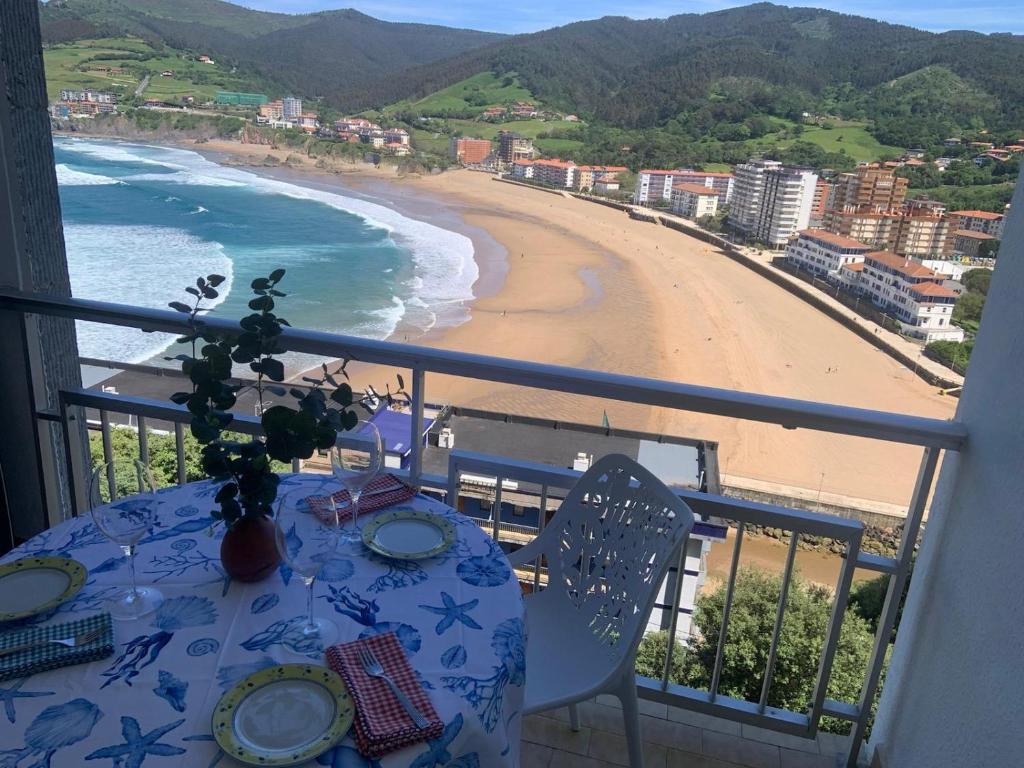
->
<box><xmin>977</xmin><ymin>240</ymin><xmax>1000</xmax><ymax>260</ymax></box>
<box><xmin>961</xmin><ymin>268</ymin><xmax>992</xmax><ymax>295</ymax></box>
<box><xmin>637</xmin><ymin>569</ymin><xmax>876</xmax><ymax>733</ymax></box>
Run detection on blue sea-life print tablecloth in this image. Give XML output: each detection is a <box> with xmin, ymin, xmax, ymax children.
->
<box><xmin>0</xmin><ymin>474</ymin><xmax>525</xmax><ymax>768</ymax></box>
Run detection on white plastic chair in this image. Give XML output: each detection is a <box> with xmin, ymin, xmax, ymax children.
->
<box><xmin>508</xmin><ymin>453</ymin><xmax>695</xmax><ymax>768</ymax></box>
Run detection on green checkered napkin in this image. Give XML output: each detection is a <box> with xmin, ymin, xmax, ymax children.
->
<box><xmin>0</xmin><ymin>613</ymin><xmax>114</xmax><ymax>682</ymax></box>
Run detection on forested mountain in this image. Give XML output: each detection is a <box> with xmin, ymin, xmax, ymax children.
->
<box><xmin>342</xmin><ymin>4</ymin><xmax>1024</xmax><ymax>144</ymax></box>
<box><xmin>39</xmin><ymin>0</ymin><xmax>502</xmax><ymax>97</ymax></box>
<box><xmin>39</xmin><ymin>1</ymin><xmax>1024</xmax><ymax>146</ymax></box>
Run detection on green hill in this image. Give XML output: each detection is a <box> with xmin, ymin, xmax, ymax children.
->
<box><xmin>388</xmin><ymin>72</ymin><xmax>535</xmax><ymax>117</ymax></box>
<box><xmin>39</xmin><ymin>0</ymin><xmax>503</xmax><ymax>101</ymax></box>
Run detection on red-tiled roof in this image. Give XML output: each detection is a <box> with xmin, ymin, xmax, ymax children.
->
<box><xmin>676</xmin><ymin>171</ymin><xmax>733</xmax><ymax>178</ymax></box>
<box><xmin>673</xmin><ymin>182</ymin><xmax>718</xmax><ymax>196</ymax></box>
<box><xmin>865</xmin><ymin>251</ymin><xmax>938</xmax><ymax>278</ymax></box>
<box><xmin>841</xmin><ymin>262</ymin><xmax>866</xmax><ymax>272</ymax></box>
<box><xmin>798</xmin><ymin>229</ymin><xmax>871</xmax><ymax>250</ymax></box>
<box><xmin>534</xmin><ymin>159</ymin><xmax>575</xmax><ymax>168</ymax></box>
<box><xmin>910</xmin><ymin>282</ymin><xmax>958</xmax><ymax>298</ymax></box>
<box><xmin>954</xmin><ymin>229</ymin><xmax>996</xmax><ymax>240</ymax></box>
<box><xmin>952</xmin><ymin>210</ymin><xmax>1003</xmax><ymax>220</ymax></box>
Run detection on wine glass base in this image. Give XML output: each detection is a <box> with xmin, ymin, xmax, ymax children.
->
<box><xmin>279</xmin><ymin>616</ymin><xmax>341</xmax><ymax>657</ymax></box>
<box><xmin>107</xmin><ymin>586</ymin><xmax>163</xmax><ymax>621</ymax></box>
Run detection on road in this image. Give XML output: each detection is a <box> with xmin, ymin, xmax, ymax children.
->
<box><xmin>134</xmin><ymin>74</ymin><xmax>150</xmax><ymax>98</ymax></box>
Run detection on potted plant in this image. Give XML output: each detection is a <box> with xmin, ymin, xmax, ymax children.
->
<box><xmin>167</xmin><ymin>269</ymin><xmax>403</xmax><ymax>582</ymax></box>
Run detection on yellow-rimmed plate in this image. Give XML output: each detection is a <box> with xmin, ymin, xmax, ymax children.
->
<box><xmin>213</xmin><ymin>664</ymin><xmax>353</xmax><ymax>767</ymax></box>
<box><xmin>362</xmin><ymin>508</ymin><xmax>455</xmax><ymax>560</ymax></box>
<box><xmin>0</xmin><ymin>557</ymin><xmax>87</xmax><ymax>623</ymax></box>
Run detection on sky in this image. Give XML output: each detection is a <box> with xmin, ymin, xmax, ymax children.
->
<box><xmin>235</xmin><ymin>0</ymin><xmax>1024</xmax><ymax>35</ymax></box>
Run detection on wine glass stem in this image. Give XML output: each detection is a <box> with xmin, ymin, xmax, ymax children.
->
<box><xmin>304</xmin><ymin>575</ymin><xmax>316</xmax><ymax>632</ymax></box>
<box><xmin>350</xmin><ymin>491</ymin><xmax>361</xmax><ymax>534</ymax></box>
<box><xmin>123</xmin><ymin>544</ymin><xmax>140</xmax><ymax>602</ymax></box>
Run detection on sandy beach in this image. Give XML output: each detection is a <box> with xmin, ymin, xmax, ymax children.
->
<box><xmin>189</xmin><ymin>140</ymin><xmax>958</xmax><ymax>507</ymax></box>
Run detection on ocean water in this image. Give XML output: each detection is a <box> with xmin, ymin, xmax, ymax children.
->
<box><xmin>54</xmin><ymin>137</ymin><xmax>477</xmax><ymax>373</ymax></box>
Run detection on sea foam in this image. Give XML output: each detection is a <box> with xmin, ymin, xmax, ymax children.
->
<box><xmin>55</xmin><ymin>164</ymin><xmax>122</xmax><ymax>186</ymax></box>
<box><xmin>64</xmin><ymin>224</ymin><xmax>233</xmax><ymax>364</ymax></box>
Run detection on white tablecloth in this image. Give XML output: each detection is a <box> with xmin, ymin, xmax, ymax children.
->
<box><xmin>0</xmin><ymin>473</ymin><xmax>525</xmax><ymax>768</ymax></box>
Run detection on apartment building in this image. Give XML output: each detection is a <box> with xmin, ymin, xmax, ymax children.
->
<box><xmin>574</xmin><ymin>165</ymin><xmax>627</xmax><ymax>192</ymax></box>
<box><xmin>497</xmin><ymin>131</ymin><xmax>535</xmax><ymax>167</ymax></box>
<box><xmin>951</xmin><ymin>230</ymin><xmax>999</xmax><ymax>259</ymax></box>
<box><xmin>282</xmin><ymin>96</ymin><xmax>302</xmax><ymax>120</ymax></box>
<box><xmin>532</xmin><ymin>159</ymin><xmax>576</xmax><ymax>189</ymax></box>
<box><xmin>785</xmin><ymin>229</ymin><xmax>871</xmax><ymax>278</ymax></box>
<box><xmin>948</xmin><ymin>210</ymin><xmax>1005</xmax><ymax>239</ymax></box>
<box><xmin>383</xmin><ymin>128</ymin><xmax>410</xmax><ymax>146</ymax></box>
<box><xmin>634</xmin><ymin>169</ymin><xmax>733</xmax><ymax>206</ymax></box>
<box><xmin>810</xmin><ymin>179</ymin><xmax>833</xmax><ymax>228</ymax></box>
<box><xmin>730</xmin><ymin>161</ymin><xmax>818</xmax><ymax>247</ymax></box>
<box><xmin>859</xmin><ymin>251</ymin><xmax>964</xmax><ymax>342</ymax></box>
<box><xmin>510</xmin><ymin>159</ymin><xmax>535</xmax><ymax>179</ymax></box>
<box><xmin>831</xmin><ymin>165</ymin><xmax>908</xmax><ymax>210</ymax></box>
<box><xmin>59</xmin><ymin>89</ymin><xmax>116</xmax><ymax>104</ymax></box>
<box><xmin>450</xmin><ymin>137</ymin><xmax>493</xmax><ymax>165</ymax></box>
<box><xmin>729</xmin><ymin>159</ymin><xmax>781</xmax><ymax>235</ymax></box>
<box><xmin>670</xmin><ymin>183</ymin><xmax>719</xmax><ymax>220</ymax></box>
<box><xmin>890</xmin><ymin>201</ymin><xmax>950</xmax><ymax>260</ymax></box>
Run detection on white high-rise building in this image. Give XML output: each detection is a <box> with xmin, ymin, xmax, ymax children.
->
<box><xmin>729</xmin><ymin>159</ymin><xmax>780</xmax><ymax>235</ymax></box>
<box><xmin>757</xmin><ymin>166</ymin><xmax>819</xmax><ymax>247</ymax></box>
<box><xmin>729</xmin><ymin>160</ymin><xmax>818</xmax><ymax>247</ymax></box>
<box><xmin>282</xmin><ymin>96</ymin><xmax>302</xmax><ymax>120</ymax></box>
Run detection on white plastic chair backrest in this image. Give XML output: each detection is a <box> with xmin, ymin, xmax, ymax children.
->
<box><xmin>535</xmin><ymin>453</ymin><xmax>694</xmax><ymax>663</ymax></box>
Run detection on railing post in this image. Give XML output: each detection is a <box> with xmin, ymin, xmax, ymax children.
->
<box><xmin>846</xmin><ymin>446</ymin><xmax>940</xmax><ymax>767</ymax></box>
<box><xmin>409</xmin><ymin>368</ymin><xmax>425</xmax><ymax>487</ymax></box>
<box><xmin>174</xmin><ymin>423</ymin><xmax>187</xmax><ymax>486</ymax></box>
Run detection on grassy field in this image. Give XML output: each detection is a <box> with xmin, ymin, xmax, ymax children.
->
<box><xmin>390</xmin><ymin>71</ymin><xmax>535</xmax><ymax>116</ymax></box>
<box><xmin>44</xmin><ymin>37</ymin><xmax>262</xmax><ymax>103</ymax></box>
<box><xmin>534</xmin><ymin>137</ymin><xmax>585</xmax><ymax>155</ymax></box>
<box><xmin>796</xmin><ymin>123</ymin><xmax>903</xmax><ymax>162</ymax></box>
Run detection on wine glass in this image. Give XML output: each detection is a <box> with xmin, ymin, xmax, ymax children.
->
<box><xmin>330</xmin><ymin>420</ymin><xmax>383</xmax><ymax>538</ymax></box>
<box><xmin>88</xmin><ymin>459</ymin><xmax>164</xmax><ymax>620</ymax></box>
<box><xmin>274</xmin><ymin>490</ymin><xmax>341</xmax><ymax>650</ymax></box>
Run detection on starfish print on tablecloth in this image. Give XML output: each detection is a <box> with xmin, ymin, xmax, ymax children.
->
<box><xmin>419</xmin><ymin>591</ymin><xmax>483</xmax><ymax>635</ymax></box>
<box><xmin>0</xmin><ymin>678</ymin><xmax>55</xmax><ymax>723</ymax></box>
<box><xmin>85</xmin><ymin>715</ymin><xmax>186</xmax><ymax>767</ymax></box>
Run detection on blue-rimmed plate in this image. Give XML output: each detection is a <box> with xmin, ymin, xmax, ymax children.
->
<box><xmin>362</xmin><ymin>508</ymin><xmax>455</xmax><ymax>560</ymax></box>
<box><xmin>0</xmin><ymin>557</ymin><xmax>87</xmax><ymax>623</ymax></box>
<box><xmin>213</xmin><ymin>664</ymin><xmax>353</xmax><ymax>767</ymax></box>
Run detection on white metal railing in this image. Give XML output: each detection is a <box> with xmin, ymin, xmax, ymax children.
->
<box><xmin>0</xmin><ymin>288</ymin><xmax>968</xmax><ymax>767</ymax></box>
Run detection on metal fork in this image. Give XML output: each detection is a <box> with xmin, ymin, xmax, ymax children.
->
<box><xmin>357</xmin><ymin>644</ymin><xmax>430</xmax><ymax>729</ymax></box>
<box><xmin>0</xmin><ymin>626</ymin><xmax>105</xmax><ymax>659</ymax></box>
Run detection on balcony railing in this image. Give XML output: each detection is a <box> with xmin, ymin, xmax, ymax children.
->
<box><xmin>0</xmin><ymin>288</ymin><xmax>967</xmax><ymax>767</ymax></box>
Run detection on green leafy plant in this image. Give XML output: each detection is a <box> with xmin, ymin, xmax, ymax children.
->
<box><xmin>167</xmin><ymin>269</ymin><xmax>404</xmax><ymax>527</ymax></box>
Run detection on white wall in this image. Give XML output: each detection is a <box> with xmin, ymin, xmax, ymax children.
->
<box><xmin>869</xmin><ymin>178</ymin><xmax>1024</xmax><ymax>767</ymax></box>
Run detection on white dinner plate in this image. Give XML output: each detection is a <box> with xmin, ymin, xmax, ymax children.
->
<box><xmin>213</xmin><ymin>664</ymin><xmax>353</xmax><ymax>767</ymax></box>
<box><xmin>362</xmin><ymin>508</ymin><xmax>456</xmax><ymax>560</ymax></box>
<box><xmin>0</xmin><ymin>557</ymin><xmax>87</xmax><ymax>622</ymax></box>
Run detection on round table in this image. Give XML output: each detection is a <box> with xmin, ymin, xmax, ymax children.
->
<box><xmin>0</xmin><ymin>474</ymin><xmax>525</xmax><ymax>768</ymax></box>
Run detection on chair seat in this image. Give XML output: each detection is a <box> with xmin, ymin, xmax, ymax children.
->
<box><xmin>522</xmin><ymin>593</ymin><xmax>614</xmax><ymax>713</ymax></box>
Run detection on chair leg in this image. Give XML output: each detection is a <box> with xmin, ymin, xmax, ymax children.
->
<box><xmin>619</xmin><ymin>680</ymin><xmax>644</xmax><ymax>768</ymax></box>
<box><xmin>568</xmin><ymin>702</ymin><xmax>580</xmax><ymax>732</ymax></box>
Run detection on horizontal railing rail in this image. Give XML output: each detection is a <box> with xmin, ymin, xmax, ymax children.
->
<box><xmin>0</xmin><ymin>290</ymin><xmax>967</xmax><ymax>451</ymax></box>
<box><xmin>445</xmin><ymin>449</ymin><xmax>864</xmax><ymax>739</ymax></box>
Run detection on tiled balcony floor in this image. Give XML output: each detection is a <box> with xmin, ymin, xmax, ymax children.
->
<box><xmin>522</xmin><ymin>696</ymin><xmax>851</xmax><ymax>768</ymax></box>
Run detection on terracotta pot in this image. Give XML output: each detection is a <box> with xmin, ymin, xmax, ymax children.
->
<box><xmin>220</xmin><ymin>514</ymin><xmax>280</xmax><ymax>583</ymax></box>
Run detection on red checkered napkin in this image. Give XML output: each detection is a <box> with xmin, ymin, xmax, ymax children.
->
<box><xmin>326</xmin><ymin>631</ymin><xmax>444</xmax><ymax>757</ymax></box>
<box><xmin>306</xmin><ymin>474</ymin><xmax>416</xmax><ymax>525</ymax></box>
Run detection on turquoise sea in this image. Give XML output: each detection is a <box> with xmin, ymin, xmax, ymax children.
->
<box><xmin>53</xmin><ymin>137</ymin><xmax>477</xmax><ymax>373</ymax></box>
